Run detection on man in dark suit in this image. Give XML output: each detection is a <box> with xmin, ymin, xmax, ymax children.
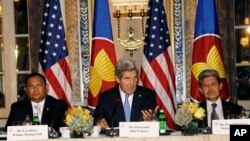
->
<box><xmin>93</xmin><ymin>58</ymin><xmax>157</xmax><ymax>128</ymax></box>
<box><xmin>5</xmin><ymin>72</ymin><xmax>68</xmax><ymax>131</ymax></box>
<box><xmin>197</xmin><ymin>69</ymin><xmax>244</xmax><ymax>128</ymax></box>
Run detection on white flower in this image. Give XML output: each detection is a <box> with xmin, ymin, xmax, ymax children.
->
<box><xmin>174</xmin><ymin>102</ymin><xmax>205</xmax><ymax>126</ymax></box>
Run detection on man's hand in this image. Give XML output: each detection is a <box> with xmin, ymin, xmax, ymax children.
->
<box><xmin>96</xmin><ymin>118</ymin><xmax>109</xmax><ymax>129</ymax></box>
<box><xmin>141</xmin><ymin>106</ymin><xmax>159</xmax><ymax>121</ymax></box>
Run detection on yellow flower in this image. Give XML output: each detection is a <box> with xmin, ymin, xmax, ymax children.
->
<box><xmin>194</xmin><ymin>107</ymin><xmax>205</xmax><ymax>120</ymax></box>
<box><xmin>65</xmin><ymin>106</ymin><xmax>94</xmax><ymax>134</ymax></box>
<box><xmin>66</xmin><ymin>115</ymin><xmax>72</xmax><ymax>123</ymax></box>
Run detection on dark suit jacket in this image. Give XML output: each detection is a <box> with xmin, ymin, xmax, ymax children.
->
<box><xmin>5</xmin><ymin>95</ymin><xmax>67</xmax><ymax>131</ymax></box>
<box><xmin>93</xmin><ymin>85</ymin><xmax>157</xmax><ymax>127</ymax></box>
<box><xmin>198</xmin><ymin>100</ymin><xmax>243</xmax><ymax>128</ymax></box>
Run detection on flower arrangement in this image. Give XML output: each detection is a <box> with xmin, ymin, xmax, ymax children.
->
<box><xmin>65</xmin><ymin>106</ymin><xmax>94</xmax><ymax>135</ymax></box>
<box><xmin>174</xmin><ymin>102</ymin><xmax>205</xmax><ymax>127</ymax></box>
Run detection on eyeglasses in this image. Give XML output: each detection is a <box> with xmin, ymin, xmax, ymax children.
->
<box><xmin>201</xmin><ymin>82</ymin><xmax>219</xmax><ymax>89</ymax></box>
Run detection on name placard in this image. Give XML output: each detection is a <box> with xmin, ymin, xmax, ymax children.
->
<box><xmin>212</xmin><ymin>119</ymin><xmax>250</xmax><ymax>134</ymax></box>
<box><xmin>7</xmin><ymin>125</ymin><xmax>48</xmax><ymax>140</ymax></box>
<box><xmin>119</xmin><ymin>121</ymin><xmax>159</xmax><ymax>137</ymax></box>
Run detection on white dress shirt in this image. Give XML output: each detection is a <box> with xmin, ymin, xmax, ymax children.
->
<box><xmin>206</xmin><ymin>98</ymin><xmax>224</xmax><ymax>127</ymax></box>
<box><xmin>31</xmin><ymin>99</ymin><xmax>45</xmax><ymax>121</ymax></box>
<box><xmin>119</xmin><ymin>86</ymin><xmax>134</xmax><ymax>111</ymax></box>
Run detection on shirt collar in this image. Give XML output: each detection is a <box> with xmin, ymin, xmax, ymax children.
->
<box><xmin>206</xmin><ymin>98</ymin><xmax>222</xmax><ymax>109</ymax></box>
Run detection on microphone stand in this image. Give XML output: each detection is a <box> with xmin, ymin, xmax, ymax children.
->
<box><xmin>106</xmin><ymin>99</ymin><xmax>120</xmax><ymax>137</ymax></box>
<box><xmin>48</xmin><ymin>121</ymin><xmax>60</xmax><ymax>138</ymax></box>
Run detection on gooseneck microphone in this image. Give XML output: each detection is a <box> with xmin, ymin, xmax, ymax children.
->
<box><xmin>106</xmin><ymin>98</ymin><xmax>120</xmax><ymax>137</ymax></box>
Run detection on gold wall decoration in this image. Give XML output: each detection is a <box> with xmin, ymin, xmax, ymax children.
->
<box><xmin>112</xmin><ymin>0</ymin><xmax>147</xmax><ymax>57</ymax></box>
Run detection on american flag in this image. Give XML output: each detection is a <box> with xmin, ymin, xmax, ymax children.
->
<box><xmin>140</xmin><ymin>0</ymin><xmax>177</xmax><ymax>130</ymax></box>
<box><xmin>191</xmin><ymin>0</ymin><xmax>229</xmax><ymax>103</ymax></box>
<box><xmin>88</xmin><ymin>0</ymin><xmax>117</xmax><ymax>110</ymax></box>
<box><xmin>39</xmin><ymin>0</ymin><xmax>72</xmax><ymax>107</ymax></box>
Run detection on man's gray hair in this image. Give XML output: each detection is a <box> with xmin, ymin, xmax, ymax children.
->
<box><xmin>198</xmin><ymin>69</ymin><xmax>221</xmax><ymax>86</ymax></box>
<box><xmin>115</xmin><ymin>58</ymin><xmax>138</xmax><ymax>79</ymax></box>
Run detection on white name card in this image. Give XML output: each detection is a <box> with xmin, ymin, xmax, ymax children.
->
<box><xmin>7</xmin><ymin>125</ymin><xmax>48</xmax><ymax>140</ymax></box>
<box><xmin>119</xmin><ymin>121</ymin><xmax>159</xmax><ymax>137</ymax></box>
<box><xmin>212</xmin><ymin>119</ymin><xmax>250</xmax><ymax>134</ymax></box>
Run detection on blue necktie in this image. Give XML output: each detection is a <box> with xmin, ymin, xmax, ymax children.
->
<box><xmin>124</xmin><ymin>94</ymin><xmax>131</xmax><ymax>122</ymax></box>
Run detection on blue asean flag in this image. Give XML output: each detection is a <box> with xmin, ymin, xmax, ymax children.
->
<box><xmin>194</xmin><ymin>0</ymin><xmax>219</xmax><ymax>37</ymax></box>
<box><xmin>191</xmin><ymin>0</ymin><xmax>229</xmax><ymax>102</ymax></box>
<box><xmin>88</xmin><ymin>0</ymin><xmax>117</xmax><ymax>110</ymax></box>
<box><xmin>92</xmin><ymin>0</ymin><xmax>113</xmax><ymax>40</ymax></box>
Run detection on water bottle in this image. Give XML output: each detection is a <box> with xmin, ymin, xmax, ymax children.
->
<box><xmin>32</xmin><ymin>113</ymin><xmax>40</xmax><ymax>125</ymax></box>
<box><xmin>158</xmin><ymin>109</ymin><xmax>167</xmax><ymax>135</ymax></box>
<box><xmin>23</xmin><ymin>115</ymin><xmax>32</xmax><ymax>125</ymax></box>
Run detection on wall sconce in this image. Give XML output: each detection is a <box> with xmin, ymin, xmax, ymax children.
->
<box><xmin>0</xmin><ymin>5</ymin><xmax>2</xmax><ymax>18</ymax></box>
<box><xmin>240</xmin><ymin>37</ymin><xmax>249</xmax><ymax>47</ymax></box>
<box><xmin>112</xmin><ymin>0</ymin><xmax>148</xmax><ymax>57</ymax></box>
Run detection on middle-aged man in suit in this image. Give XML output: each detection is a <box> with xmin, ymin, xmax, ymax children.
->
<box><xmin>197</xmin><ymin>69</ymin><xmax>244</xmax><ymax>128</ymax></box>
<box><xmin>93</xmin><ymin>58</ymin><xmax>157</xmax><ymax>129</ymax></box>
<box><xmin>5</xmin><ymin>72</ymin><xmax>68</xmax><ymax>132</ymax></box>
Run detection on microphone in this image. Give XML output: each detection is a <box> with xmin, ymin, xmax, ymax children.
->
<box><xmin>106</xmin><ymin>98</ymin><xmax>120</xmax><ymax>137</ymax></box>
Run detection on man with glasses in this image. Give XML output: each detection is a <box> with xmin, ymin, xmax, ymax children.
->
<box><xmin>198</xmin><ymin>69</ymin><xmax>244</xmax><ymax>128</ymax></box>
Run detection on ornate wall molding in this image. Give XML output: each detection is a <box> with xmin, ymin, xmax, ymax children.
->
<box><xmin>174</xmin><ymin>0</ymin><xmax>186</xmax><ymax>103</ymax></box>
<box><xmin>79</xmin><ymin>0</ymin><xmax>90</xmax><ymax>106</ymax></box>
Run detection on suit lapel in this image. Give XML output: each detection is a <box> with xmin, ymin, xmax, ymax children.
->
<box><xmin>41</xmin><ymin>96</ymin><xmax>51</xmax><ymax>124</ymax></box>
<box><xmin>26</xmin><ymin>100</ymin><xmax>34</xmax><ymax>118</ymax></box>
<box><xmin>113</xmin><ymin>86</ymin><xmax>126</xmax><ymax>122</ymax></box>
<box><xmin>130</xmin><ymin>87</ymin><xmax>143</xmax><ymax>121</ymax></box>
<box><xmin>221</xmin><ymin>100</ymin><xmax>229</xmax><ymax>119</ymax></box>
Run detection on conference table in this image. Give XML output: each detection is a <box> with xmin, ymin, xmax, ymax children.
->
<box><xmin>22</xmin><ymin>134</ymin><xmax>229</xmax><ymax>141</ymax></box>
